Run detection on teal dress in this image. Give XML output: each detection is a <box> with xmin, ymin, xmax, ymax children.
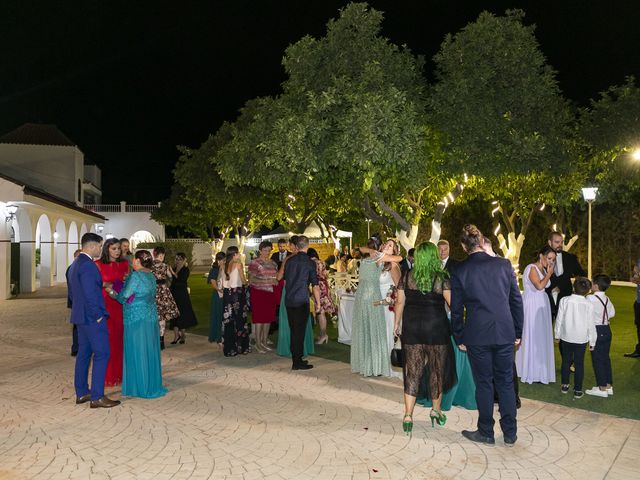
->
<box><xmin>276</xmin><ymin>286</ymin><xmax>315</xmax><ymax>357</ymax></box>
<box><xmin>418</xmin><ymin>315</ymin><xmax>477</xmax><ymax>411</ymax></box>
<box><xmin>207</xmin><ymin>265</ymin><xmax>223</xmax><ymax>343</ymax></box>
<box><xmin>119</xmin><ymin>271</ymin><xmax>167</xmax><ymax>399</ymax></box>
<box><xmin>350</xmin><ymin>254</ymin><xmax>390</xmax><ymax>377</ymax></box>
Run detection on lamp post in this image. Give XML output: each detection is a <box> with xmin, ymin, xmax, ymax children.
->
<box><xmin>581</xmin><ymin>187</ymin><xmax>598</xmax><ymax>279</ymax></box>
<box><xmin>365</xmin><ymin>218</ymin><xmax>372</xmax><ymax>239</ymax></box>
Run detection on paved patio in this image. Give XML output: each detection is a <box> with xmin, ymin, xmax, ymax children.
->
<box><xmin>0</xmin><ymin>286</ymin><xmax>638</xmax><ymax>480</ymax></box>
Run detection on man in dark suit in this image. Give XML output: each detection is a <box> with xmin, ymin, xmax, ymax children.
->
<box><xmin>546</xmin><ymin>231</ymin><xmax>586</xmax><ymax>318</ymax></box>
<box><xmin>66</xmin><ymin>249</ymin><xmax>82</xmax><ymax>356</ymax></box>
<box><xmin>451</xmin><ymin>225</ymin><xmax>523</xmax><ymax>445</ymax></box>
<box><xmin>400</xmin><ymin>248</ymin><xmax>415</xmax><ymax>274</ymax></box>
<box><xmin>68</xmin><ymin>233</ymin><xmax>120</xmax><ymax>409</ymax></box>
<box><xmin>438</xmin><ymin>239</ymin><xmax>459</xmax><ymax>273</ymax></box>
<box><xmin>270</xmin><ymin>238</ymin><xmax>290</xmax><ymax>269</ymax></box>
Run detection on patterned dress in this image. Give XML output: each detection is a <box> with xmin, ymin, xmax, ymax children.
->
<box><xmin>151</xmin><ymin>260</ymin><xmax>179</xmax><ymax>337</ymax></box>
<box><xmin>314</xmin><ymin>259</ymin><xmax>336</xmax><ymax>314</ymax></box>
<box><xmin>221</xmin><ymin>266</ymin><xmax>251</xmax><ymax>356</ymax></box>
<box><xmin>350</xmin><ymin>253</ymin><xmax>391</xmax><ymax>377</ymax></box>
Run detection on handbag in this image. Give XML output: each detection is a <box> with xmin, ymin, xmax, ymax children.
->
<box><xmin>390</xmin><ymin>335</ymin><xmax>404</xmax><ymax>368</ymax></box>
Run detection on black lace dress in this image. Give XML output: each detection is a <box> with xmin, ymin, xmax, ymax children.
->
<box><xmin>399</xmin><ymin>270</ymin><xmax>456</xmax><ymax>400</ymax></box>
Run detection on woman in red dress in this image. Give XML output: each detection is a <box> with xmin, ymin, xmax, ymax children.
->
<box><xmin>95</xmin><ymin>238</ymin><xmax>129</xmax><ymax>386</ymax></box>
<box><xmin>248</xmin><ymin>241</ymin><xmax>278</xmax><ymax>353</ymax></box>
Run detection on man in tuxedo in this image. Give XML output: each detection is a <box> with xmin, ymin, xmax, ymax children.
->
<box><xmin>546</xmin><ymin>231</ymin><xmax>586</xmax><ymax>318</ymax></box>
<box><xmin>451</xmin><ymin>225</ymin><xmax>523</xmax><ymax>445</ymax></box>
<box><xmin>270</xmin><ymin>238</ymin><xmax>290</xmax><ymax>269</ymax></box>
<box><xmin>438</xmin><ymin>239</ymin><xmax>459</xmax><ymax>273</ymax></box>
<box><xmin>68</xmin><ymin>233</ymin><xmax>120</xmax><ymax>409</ymax></box>
<box><xmin>400</xmin><ymin>248</ymin><xmax>415</xmax><ymax>274</ymax></box>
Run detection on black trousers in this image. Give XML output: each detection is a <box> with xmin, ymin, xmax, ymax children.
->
<box><xmin>561</xmin><ymin>341</ymin><xmax>587</xmax><ymax>391</ymax></box>
<box><xmin>467</xmin><ymin>344</ymin><xmax>517</xmax><ymax>439</ymax></box>
<box><xmin>591</xmin><ymin>325</ymin><xmax>613</xmax><ymax>387</ymax></box>
<box><xmin>286</xmin><ymin>304</ymin><xmax>310</xmax><ymax>366</ymax></box>
<box><xmin>634</xmin><ymin>302</ymin><xmax>640</xmax><ymax>353</ymax></box>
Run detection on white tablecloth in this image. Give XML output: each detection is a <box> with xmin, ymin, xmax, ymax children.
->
<box><xmin>338</xmin><ymin>293</ymin><xmax>355</xmax><ymax>345</ymax></box>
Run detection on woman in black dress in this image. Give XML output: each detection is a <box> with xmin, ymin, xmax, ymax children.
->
<box><xmin>393</xmin><ymin>242</ymin><xmax>456</xmax><ymax>435</ymax></box>
<box><xmin>170</xmin><ymin>252</ymin><xmax>198</xmax><ymax>344</ymax></box>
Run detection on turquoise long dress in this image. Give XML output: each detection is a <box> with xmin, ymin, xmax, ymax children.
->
<box><xmin>119</xmin><ymin>271</ymin><xmax>167</xmax><ymax>399</ymax></box>
<box><xmin>350</xmin><ymin>254</ymin><xmax>391</xmax><ymax>377</ymax></box>
<box><xmin>276</xmin><ymin>286</ymin><xmax>315</xmax><ymax>358</ymax></box>
<box><xmin>418</xmin><ymin>315</ymin><xmax>476</xmax><ymax>411</ymax></box>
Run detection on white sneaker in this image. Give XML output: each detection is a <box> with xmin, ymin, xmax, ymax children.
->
<box><xmin>607</xmin><ymin>387</ymin><xmax>613</xmax><ymax>396</ymax></box>
<box><xmin>585</xmin><ymin>387</ymin><xmax>608</xmax><ymax>398</ymax></box>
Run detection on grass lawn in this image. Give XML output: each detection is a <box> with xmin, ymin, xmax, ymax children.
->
<box><xmin>187</xmin><ymin>274</ymin><xmax>640</xmax><ymax>420</ymax></box>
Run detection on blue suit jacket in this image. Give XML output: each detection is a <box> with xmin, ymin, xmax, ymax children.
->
<box><xmin>68</xmin><ymin>253</ymin><xmax>109</xmax><ymax>325</ymax></box>
<box><xmin>450</xmin><ymin>252</ymin><xmax>523</xmax><ymax>346</ymax></box>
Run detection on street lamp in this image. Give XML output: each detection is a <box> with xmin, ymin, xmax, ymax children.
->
<box><xmin>365</xmin><ymin>218</ymin><xmax>372</xmax><ymax>239</ymax></box>
<box><xmin>581</xmin><ymin>187</ymin><xmax>598</xmax><ymax>279</ymax></box>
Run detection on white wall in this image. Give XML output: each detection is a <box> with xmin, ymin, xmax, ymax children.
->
<box><xmin>0</xmin><ymin>144</ymin><xmax>82</xmax><ymax>204</ymax></box>
<box><xmin>99</xmin><ymin>212</ymin><xmax>165</xmax><ymax>245</ymax></box>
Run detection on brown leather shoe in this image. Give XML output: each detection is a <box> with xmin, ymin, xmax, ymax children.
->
<box><xmin>90</xmin><ymin>396</ymin><xmax>121</xmax><ymax>409</ymax></box>
<box><xmin>76</xmin><ymin>394</ymin><xmax>91</xmax><ymax>404</ymax></box>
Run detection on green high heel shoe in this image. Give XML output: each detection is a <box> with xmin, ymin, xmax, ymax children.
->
<box><xmin>402</xmin><ymin>414</ymin><xmax>413</xmax><ymax>436</ymax></box>
<box><xmin>430</xmin><ymin>409</ymin><xmax>446</xmax><ymax>427</ymax></box>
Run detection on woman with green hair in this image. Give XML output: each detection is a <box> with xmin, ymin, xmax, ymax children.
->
<box><xmin>394</xmin><ymin>242</ymin><xmax>456</xmax><ymax>435</ymax></box>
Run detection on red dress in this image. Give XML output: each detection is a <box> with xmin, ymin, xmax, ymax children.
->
<box><xmin>95</xmin><ymin>259</ymin><xmax>129</xmax><ymax>386</ymax></box>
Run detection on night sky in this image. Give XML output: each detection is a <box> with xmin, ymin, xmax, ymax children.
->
<box><xmin>2</xmin><ymin>0</ymin><xmax>639</xmax><ymax>203</ymax></box>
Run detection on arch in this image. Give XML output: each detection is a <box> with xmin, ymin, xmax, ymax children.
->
<box><xmin>68</xmin><ymin>221</ymin><xmax>79</xmax><ymax>264</ymax></box>
<box><xmin>36</xmin><ymin>214</ymin><xmax>53</xmax><ymax>287</ymax></box>
<box><xmin>79</xmin><ymin>223</ymin><xmax>88</xmax><ymax>239</ymax></box>
<box><xmin>130</xmin><ymin>230</ymin><xmax>156</xmax><ymax>250</ymax></box>
<box><xmin>54</xmin><ymin>218</ymin><xmax>67</xmax><ymax>282</ymax></box>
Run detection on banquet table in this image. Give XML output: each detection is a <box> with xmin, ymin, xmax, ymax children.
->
<box><xmin>338</xmin><ymin>293</ymin><xmax>355</xmax><ymax>345</ymax></box>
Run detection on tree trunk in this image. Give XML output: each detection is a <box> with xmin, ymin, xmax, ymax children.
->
<box><xmin>496</xmin><ymin>231</ymin><xmax>526</xmax><ymax>274</ymax></box>
<box><xmin>563</xmin><ymin>235</ymin><xmax>579</xmax><ymax>252</ymax></box>
<box><xmin>397</xmin><ymin>224</ymin><xmax>419</xmax><ymax>252</ymax></box>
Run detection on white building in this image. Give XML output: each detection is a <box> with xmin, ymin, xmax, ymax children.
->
<box><xmin>0</xmin><ymin>123</ymin><xmax>164</xmax><ymax>300</ymax></box>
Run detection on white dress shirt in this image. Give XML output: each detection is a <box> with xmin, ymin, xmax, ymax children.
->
<box><xmin>554</xmin><ymin>251</ymin><xmax>564</xmax><ymax>276</ymax></box>
<box><xmin>554</xmin><ymin>294</ymin><xmax>597</xmax><ymax>346</ymax></box>
<box><xmin>441</xmin><ymin>257</ymin><xmax>448</xmax><ymax>268</ymax></box>
<box><xmin>587</xmin><ymin>292</ymin><xmax>615</xmax><ymax>326</ymax></box>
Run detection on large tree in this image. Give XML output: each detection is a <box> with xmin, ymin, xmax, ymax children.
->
<box><xmin>429</xmin><ymin>9</ymin><xmax>576</xmax><ymax>269</ymax></box>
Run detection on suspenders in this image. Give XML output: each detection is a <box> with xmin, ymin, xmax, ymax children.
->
<box><xmin>594</xmin><ymin>295</ymin><xmax>609</xmax><ymax>325</ymax></box>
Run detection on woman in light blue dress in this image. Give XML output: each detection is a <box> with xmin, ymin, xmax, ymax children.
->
<box><xmin>276</xmin><ymin>236</ymin><xmax>315</xmax><ymax>357</ymax></box>
<box><xmin>109</xmin><ymin>250</ymin><xmax>167</xmax><ymax>399</ymax></box>
<box><xmin>350</xmin><ymin>238</ymin><xmax>403</xmax><ymax>377</ymax></box>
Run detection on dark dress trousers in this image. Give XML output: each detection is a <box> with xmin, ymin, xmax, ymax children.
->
<box><xmin>451</xmin><ymin>252</ymin><xmax>524</xmax><ymax>440</ymax></box>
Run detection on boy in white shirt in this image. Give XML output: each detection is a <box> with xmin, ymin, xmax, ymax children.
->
<box><xmin>554</xmin><ymin>277</ymin><xmax>597</xmax><ymax>399</ymax></box>
<box><xmin>585</xmin><ymin>274</ymin><xmax>616</xmax><ymax>397</ymax></box>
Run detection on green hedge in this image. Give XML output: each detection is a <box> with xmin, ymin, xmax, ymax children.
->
<box><xmin>137</xmin><ymin>241</ymin><xmax>195</xmax><ymax>267</ymax></box>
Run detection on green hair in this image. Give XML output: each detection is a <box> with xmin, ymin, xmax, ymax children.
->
<box><xmin>412</xmin><ymin>242</ymin><xmax>449</xmax><ymax>293</ymax></box>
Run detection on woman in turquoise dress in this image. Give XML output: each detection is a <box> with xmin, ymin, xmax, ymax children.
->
<box><xmin>276</xmin><ymin>236</ymin><xmax>315</xmax><ymax>357</ymax></box>
<box><xmin>108</xmin><ymin>250</ymin><xmax>167</xmax><ymax>399</ymax></box>
<box><xmin>350</xmin><ymin>238</ymin><xmax>403</xmax><ymax>377</ymax></box>
<box><xmin>208</xmin><ymin>252</ymin><xmax>226</xmax><ymax>344</ymax></box>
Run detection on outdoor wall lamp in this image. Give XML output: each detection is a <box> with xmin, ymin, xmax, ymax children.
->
<box><xmin>5</xmin><ymin>205</ymin><xmax>17</xmax><ymax>222</ymax></box>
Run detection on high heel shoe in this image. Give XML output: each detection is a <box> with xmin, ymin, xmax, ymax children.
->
<box><xmin>179</xmin><ymin>335</ymin><xmax>185</xmax><ymax>344</ymax></box>
<box><xmin>315</xmin><ymin>334</ymin><xmax>329</xmax><ymax>345</ymax></box>
<box><xmin>430</xmin><ymin>409</ymin><xmax>446</xmax><ymax>427</ymax></box>
<box><xmin>402</xmin><ymin>414</ymin><xmax>413</xmax><ymax>436</ymax></box>
<box><xmin>170</xmin><ymin>336</ymin><xmax>181</xmax><ymax>345</ymax></box>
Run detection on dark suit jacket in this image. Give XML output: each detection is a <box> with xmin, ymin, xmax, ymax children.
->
<box><xmin>68</xmin><ymin>253</ymin><xmax>109</xmax><ymax>325</ymax></box>
<box><xmin>271</xmin><ymin>250</ymin><xmax>291</xmax><ymax>269</ymax></box>
<box><xmin>400</xmin><ymin>258</ymin><xmax>413</xmax><ymax>274</ymax></box>
<box><xmin>546</xmin><ymin>250</ymin><xmax>586</xmax><ymax>313</ymax></box>
<box><xmin>451</xmin><ymin>252</ymin><xmax>523</xmax><ymax>346</ymax></box>
<box><xmin>443</xmin><ymin>257</ymin><xmax>460</xmax><ymax>274</ymax></box>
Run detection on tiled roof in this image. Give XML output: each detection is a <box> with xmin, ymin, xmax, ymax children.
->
<box><xmin>0</xmin><ymin>123</ymin><xmax>76</xmax><ymax>147</ymax></box>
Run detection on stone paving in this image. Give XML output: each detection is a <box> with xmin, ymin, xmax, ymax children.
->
<box><xmin>0</xmin><ymin>286</ymin><xmax>638</xmax><ymax>480</ymax></box>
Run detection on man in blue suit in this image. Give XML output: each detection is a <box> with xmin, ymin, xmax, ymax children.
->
<box><xmin>451</xmin><ymin>225</ymin><xmax>523</xmax><ymax>445</ymax></box>
<box><xmin>68</xmin><ymin>233</ymin><xmax>120</xmax><ymax>408</ymax></box>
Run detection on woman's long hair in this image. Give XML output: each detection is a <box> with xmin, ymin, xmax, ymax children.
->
<box><xmin>412</xmin><ymin>242</ymin><xmax>448</xmax><ymax>293</ymax></box>
<box><xmin>213</xmin><ymin>251</ymin><xmax>226</xmax><ymax>268</ymax></box>
<box><xmin>224</xmin><ymin>246</ymin><xmax>239</xmax><ymax>280</ymax></box>
<box><xmin>99</xmin><ymin>238</ymin><xmax>122</xmax><ymax>264</ymax></box>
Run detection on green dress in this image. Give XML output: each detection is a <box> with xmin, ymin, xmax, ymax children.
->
<box><xmin>276</xmin><ymin>286</ymin><xmax>315</xmax><ymax>358</ymax></box>
<box><xmin>350</xmin><ymin>254</ymin><xmax>391</xmax><ymax>377</ymax></box>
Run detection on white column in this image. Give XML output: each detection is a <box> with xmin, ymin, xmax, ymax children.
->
<box><xmin>39</xmin><ymin>240</ymin><xmax>54</xmax><ymax>288</ymax></box>
<box><xmin>0</xmin><ymin>224</ymin><xmax>10</xmax><ymax>299</ymax></box>
<box><xmin>20</xmin><ymin>242</ymin><xmax>35</xmax><ymax>293</ymax></box>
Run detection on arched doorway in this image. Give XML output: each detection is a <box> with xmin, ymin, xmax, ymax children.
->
<box><xmin>36</xmin><ymin>214</ymin><xmax>53</xmax><ymax>288</ymax></box>
<box><xmin>130</xmin><ymin>230</ymin><xmax>156</xmax><ymax>249</ymax></box>
<box><xmin>54</xmin><ymin>218</ymin><xmax>67</xmax><ymax>282</ymax></box>
<box><xmin>79</xmin><ymin>223</ymin><xmax>88</xmax><ymax>240</ymax></box>
<box><xmin>68</xmin><ymin>222</ymin><xmax>79</xmax><ymax>265</ymax></box>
